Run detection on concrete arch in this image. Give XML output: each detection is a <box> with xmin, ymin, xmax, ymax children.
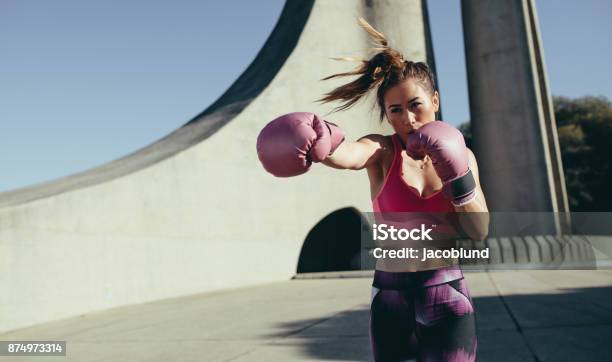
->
<box><xmin>296</xmin><ymin>207</ymin><xmax>370</xmax><ymax>274</ymax></box>
<box><xmin>0</xmin><ymin>0</ymin><xmax>433</xmax><ymax>333</ymax></box>
<box><xmin>0</xmin><ymin>0</ymin><xmax>316</xmax><ymax>208</ymax></box>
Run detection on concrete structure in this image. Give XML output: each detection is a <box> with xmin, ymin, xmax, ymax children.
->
<box><xmin>462</xmin><ymin>0</ymin><xmax>570</xmax><ymax>218</ymax></box>
<box><xmin>0</xmin><ymin>0</ymin><xmax>435</xmax><ymax>333</ymax></box>
<box><xmin>1</xmin><ymin>0</ymin><xmax>596</xmax><ymax>346</ymax></box>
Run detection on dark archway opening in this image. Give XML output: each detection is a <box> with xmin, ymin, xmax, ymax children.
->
<box><xmin>296</xmin><ymin>207</ymin><xmax>369</xmax><ymax>274</ymax></box>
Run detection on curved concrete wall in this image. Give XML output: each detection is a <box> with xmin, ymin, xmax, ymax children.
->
<box><xmin>0</xmin><ymin>0</ymin><xmax>433</xmax><ymax>333</ymax></box>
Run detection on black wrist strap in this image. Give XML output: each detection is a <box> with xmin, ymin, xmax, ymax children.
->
<box><xmin>450</xmin><ymin>169</ymin><xmax>476</xmax><ymax>198</ymax></box>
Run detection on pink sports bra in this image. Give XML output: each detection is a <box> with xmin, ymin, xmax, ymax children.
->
<box><xmin>372</xmin><ymin>134</ymin><xmax>455</xmax><ymax>213</ymax></box>
<box><xmin>371</xmin><ymin>134</ymin><xmax>462</xmax><ymax>280</ymax></box>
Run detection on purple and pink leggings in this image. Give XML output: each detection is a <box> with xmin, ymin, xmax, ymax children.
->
<box><xmin>370</xmin><ymin>268</ymin><xmax>477</xmax><ymax>361</ymax></box>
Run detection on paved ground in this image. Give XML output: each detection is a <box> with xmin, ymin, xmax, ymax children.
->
<box><xmin>1</xmin><ymin>270</ymin><xmax>611</xmax><ymax>361</ymax></box>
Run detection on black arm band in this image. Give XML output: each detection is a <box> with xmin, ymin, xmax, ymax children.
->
<box><xmin>449</xmin><ymin>169</ymin><xmax>476</xmax><ymax>198</ymax></box>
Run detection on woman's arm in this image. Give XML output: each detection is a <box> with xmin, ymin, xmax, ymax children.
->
<box><xmin>322</xmin><ymin>134</ymin><xmax>388</xmax><ymax>170</ymax></box>
<box><xmin>453</xmin><ymin>149</ymin><xmax>490</xmax><ymax>241</ymax></box>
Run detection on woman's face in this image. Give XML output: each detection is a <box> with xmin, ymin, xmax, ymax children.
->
<box><xmin>383</xmin><ymin>78</ymin><xmax>439</xmax><ymax>140</ymax></box>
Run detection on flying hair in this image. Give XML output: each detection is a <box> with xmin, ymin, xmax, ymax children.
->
<box><xmin>319</xmin><ymin>17</ymin><xmax>436</xmax><ymax>122</ymax></box>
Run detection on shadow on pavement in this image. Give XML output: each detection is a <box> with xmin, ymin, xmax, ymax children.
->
<box><xmin>267</xmin><ymin>285</ymin><xmax>612</xmax><ymax>362</ymax></box>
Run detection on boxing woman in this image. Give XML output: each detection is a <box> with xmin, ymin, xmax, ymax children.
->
<box><xmin>257</xmin><ymin>19</ymin><xmax>488</xmax><ymax>362</ymax></box>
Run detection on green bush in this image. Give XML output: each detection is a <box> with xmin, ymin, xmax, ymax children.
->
<box><xmin>554</xmin><ymin>96</ymin><xmax>612</xmax><ymax>211</ymax></box>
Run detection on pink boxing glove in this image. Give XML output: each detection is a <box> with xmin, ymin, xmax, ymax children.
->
<box><xmin>256</xmin><ymin>112</ymin><xmax>345</xmax><ymax>177</ymax></box>
<box><xmin>406</xmin><ymin>121</ymin><xmax>476</xmax><ymax>206</ymax></box>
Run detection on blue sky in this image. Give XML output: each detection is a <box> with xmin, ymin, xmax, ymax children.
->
<box><xmin>1</xmin><ymin>0</ymin><xmax>610</xmax><ymax>192</ymax></box>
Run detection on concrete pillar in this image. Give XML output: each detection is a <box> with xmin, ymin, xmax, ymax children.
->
<box><xmin>462</xmin><ymin>0</ymin><xmax>569</xmax><ymax>221</ymax></box>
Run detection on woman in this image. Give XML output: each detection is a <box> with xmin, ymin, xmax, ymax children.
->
<box><xmin>257</xmin><ymin>18</ymin><xmax>488</xmax><ymax>362</ymax></box>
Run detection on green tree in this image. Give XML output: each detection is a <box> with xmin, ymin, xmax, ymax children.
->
<box><xmin>555</xmin><ymin>96</ymin><xmax>612</xmax><ymax>211</ymax></box>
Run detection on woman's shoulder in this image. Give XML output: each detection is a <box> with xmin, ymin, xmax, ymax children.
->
<box><xmin>356</xmin><ymin>134</ymin><xmax>395</xmax><ymax>168</ymax></box>
<box><xmin>357</xmin><ymin>133</ymin><xmax>395</xmax><ymax>151</ymax></box>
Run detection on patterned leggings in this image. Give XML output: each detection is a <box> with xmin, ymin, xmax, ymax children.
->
<box><xmin>370</xmin><ymin>270</ymin><xmax>477</xmax><ymax>361</ymax></box>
